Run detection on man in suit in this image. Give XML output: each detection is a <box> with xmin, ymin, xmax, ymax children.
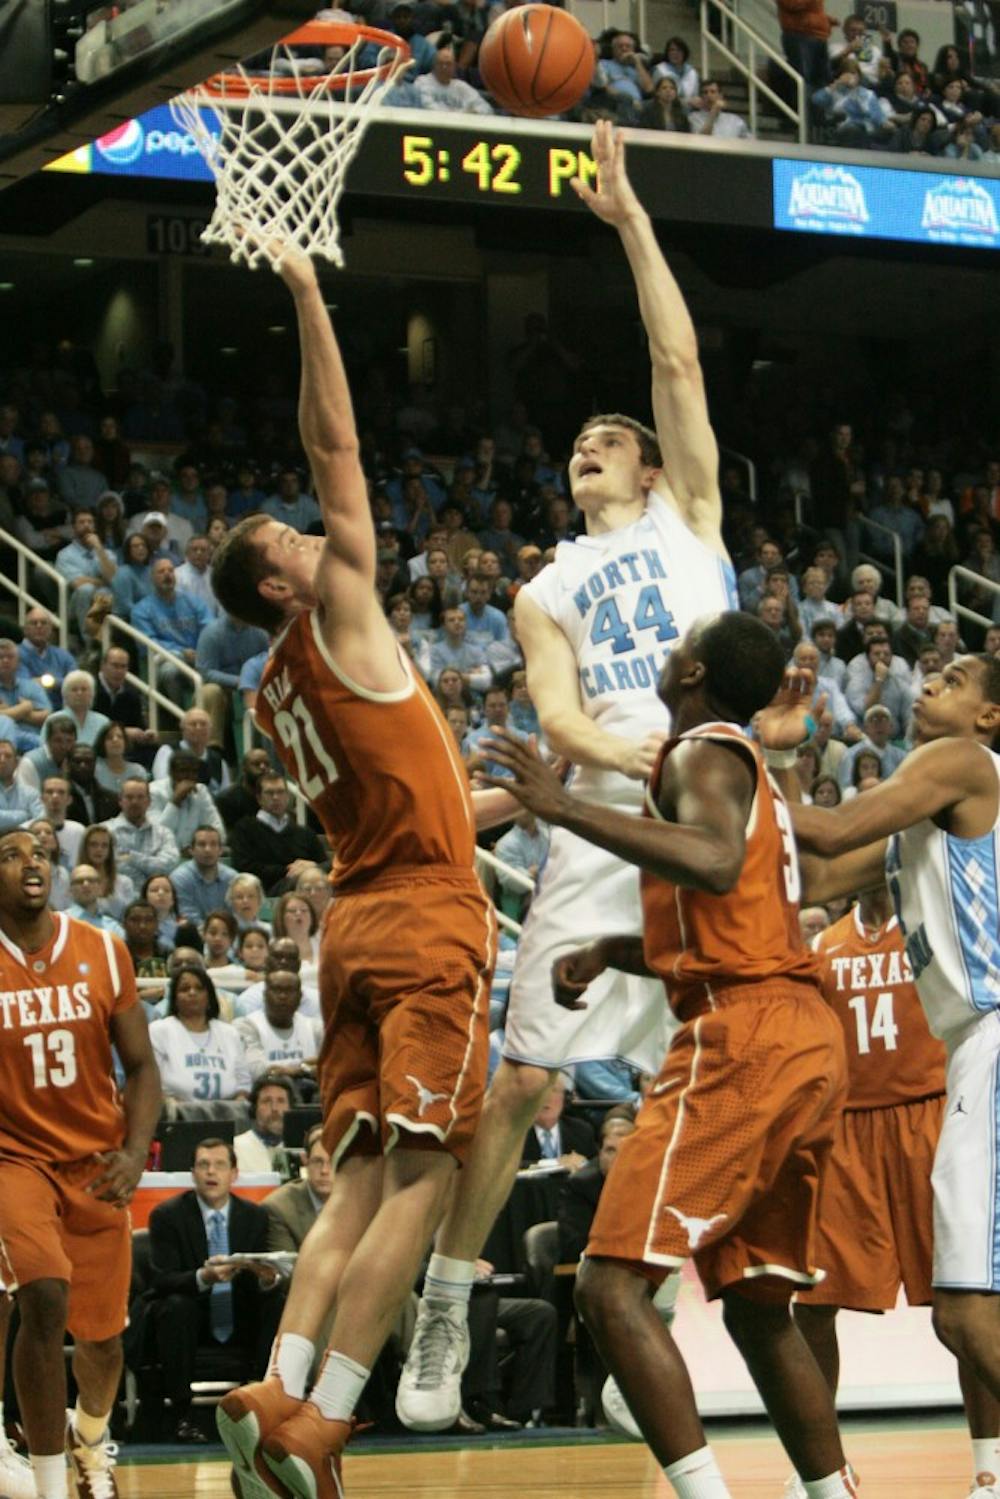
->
<box><xmin>148</xmin><ymin>1137</ymin><xmax>285</xmax><ymax>1442</ymax></box>
<box><xmin>556</xmin><ymin>1115</ymin><xmax>636</xmax><ymax>1264</ymax></box>
<box><xmin>66</xmin><ymin>742</ymin><xmax>120</xmax><ymax>825</ymax></box>
<box><xmin>520</xmin><ymin>1075</ymin><xmax>597</xmax><ymax>1167</ymax></box>
<box><xmin>92</xmin><ymin>645</ymin><xmax>156</xmax><ymax>757</ymax></box>
<box><xmin>264</xmin><ymin>1124</ymin><xmax>330</xmax><ymax>1255</ymax></box>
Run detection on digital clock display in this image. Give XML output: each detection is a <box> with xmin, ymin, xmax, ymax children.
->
<box><xmin>399</xmin><ymin>132</ymin><xmax>600</xmax><ymax>201</ymax></box>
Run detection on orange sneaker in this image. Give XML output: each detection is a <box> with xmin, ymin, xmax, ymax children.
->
<box><xmin>263</xmin><ymin>1403</ymin><xmax>351</xmax><ymax>1499</ymax></box>
<box><xmin>218</xmin><ymin>1378</ymin><xmax>303</xmax><ymax>1499</ymax></box>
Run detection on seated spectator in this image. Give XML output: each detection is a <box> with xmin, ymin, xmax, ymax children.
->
<box><xmin>147</xmin><ymin>1137</ymin><xmax>282</xmax><ymax>1443</ymax></box>
<box><xmin>891</xmin><ymin>104</ymin><xmax>939</xmax><ymax>154</ymax></box>
<box><xmin>798</xmin><ymin>564</ymin><xmax>842</xmax><ymax>636</ymax></box>
<box><xmin>960</xmin><ymin>528</ymin><xmax>1000</xmax><ymax>632</ymax></box>
<box><xmin>690</xmin><ymin>77</ymin><xmax>752</xmax><ymax>136</ymax></box>
<box><xmin>265</xmin><ymin>1124</ymin><xmax>331</xmax><ymax>1252</ymax></box>
<box><xmin>150</xmin><ymin>753</ymin><xmax>226</xmax><ymax>857</ymax></box>
<box><xmin>132</xmin><ymin>559</ymin><xmax>213</xmax><ymax>706</ymax></box>
<box><xmin>434</xmin><ymin>666</ymin><xmax>478</xmax><ymax>726</ymax></box>
<box><xmin>521</xmin><ymin>1076</ymin><xmax>597</xmax><ymax>1167</ymax></box>
<box><xmin>983</xmin><ymin>121</ymin><xmax>1000</xmax><ymax>166</ymax></box>
<box><xmin>233</xmin><ymin>937</ymin><xmax>321</xmax><ymax>1020</ymax></box>
<box><xmin>834</xmin><ymin>588</ymin><xmax>878</xmax><ymax>662</ymax></box>
<box><xmin>94</xmin><ymin>489</ymin><xmax>127</xmax><ymax>556</ymax></box>
<box><xmin>104</xmin><ymin>776</ymin><xmax>180</xmax><ymax>884</ymax></box>
<box><xmin>427</xmin><ymin>603</ymin><xmax>492</xmax><ymax>694</ymax></box>
<box><xmin>799</xmin><ymin>906</ymin><xmax>830</xmax><ymax>943</ymax></box>
<box><xmin>508</xmin><ymin>668</ymin><xmax>540</xmax><ymax>737</ymax></box>
<box><xmin>843</xmin><ymin>747</ymin><xmax>884</xmax><ymax>797</ymax></box>
<box><xmin>271</xmin><ymin>891</ymin><xmax>320</xmax><ymax>985</ymax></box>
<box><xmin>294</xmin><ymin>864</ymin><xmax>332</xmax><ymax>930</ymax></box>
<box><xmin>151</xmin><ymin>706</ymin><xmax>230</xmax><ymax>794</ymax></box>
<box><xmin>215</xmin><ymin>748</ymin><xmax>273</xmax><ymax>835</ymax></box>
<box><xmin>0</xmin><ymin>639</ymin><xmax>49</xmax><ymax>737</ymax></box>
<box><xmin>93</xmin><ymin>648</ymin><xmax>156</xmax><ymax>756</ymax></box>
<box><xmin>175</xmin><ymin>534</ymin><xmax>218</xmax><ymax>615</ymax></box>
<box><xmin>66</xmin><ymin>746</ymin><xmax>119</xmax><ymax>834</ymax></box>
<box><xmin>892</xmin><ymin>586</ymin><xmax>937</xmax><ymax>666</ymax></box>
<box><xmin>16</xmin><ymin>710</ymin><xmax>75</xmax><ymax>787</ymax></box>
<box><xmin>838</xmin><ymin>703</ymin><xmax>907</xmax><ymax>787</ymax></box>
<box><xmin>556</xmin><ymin>1115</ymin><xmax>636</xmax><ymax>1263</ymax></box>
<box><xmin>94</xmin><ymin>719</ymin><xmax>149</xmax><ymax>796</ymax></box>
<box><xmin>171</xmin><ymin>459</ymin><xmax>208</xmax><ymax>531</ymax></box>
<box><xmin>67</xmin><ymin>863</ymin><xmax>125</xmax><ymax>936</ymax></box>
<box><xmin>791</xmin><ymin>640</ymin><xmax>857</xmax><ymax>740</ymax></box>
<box><xmin>58</xmin><ymin>434</ymin><xmax>109</xmax><ymax>512</ymax></box>
<box><xmin>14</xmin><ymin>478</ymin><xmax>72</xmax><ymax>562</ymax></box>
<box><xmin>204</xmin><ymin>908</ymin><xmax>240</xmax><ymax>970</ymax></box>
<box><xmin>415</xmin><ymin>41</ymin><xmax>494</xmax><ymax>113</ymax></box>
<box><xmin>143</xmin><ymin>871</ymin><xmax>179</xmax><ymax>948</ymax></box>
<box><xmin>123</xmin><ymin>897</ymin><xmax>171</xmax><ymax>1014</ymax></box>
<box><xmin>446</xmin><ymin>705</ymin><xmax>471</xmax><ymax>757</ymax></box>
<box><xmin>41</xmin><ymin>669</ymin><xmax>108</xmax><ymax>753</ymax></box>
<box><xmin>234</xmin><ymin>969</ymin><xmax>320</xmax><ymax>1086</ymax></box>
<box><xmin>171</xmin><ymin>824</ymin><xmax>237</xmax><ymax>923</ymax></box>
<box><xmin>30</xmin><ymin>818</ymin><xmax>70</xmax><ymax>909</ymax></box>
<box><xmin>196</xmin><ymin>611</ymin><xmax>270</xmax><ymax>755</ymax></box>
<box><xmin>234</xmin><ymin>1074</ymin><xmax>296</xmax><ymax>1172</ymax></box>
<box><xmin>462</xmin><ymin>574</ymin><xmax>510</xmax><ymax>645</ymax></box>
<box><xmin>602</xmin><ymin>29</ymin><xmax>654</xmax><ymax>121</ymax></box>
<box><xmin>77</xmin><ymin>799</ymin><xmax>131</xmax><ymax>903</ymax></box>
<box><xmin>55</xmin><ymin>508</ymin><xmax>117</xmax><ymax>635</ymax></box>
<box><xmin>866</xmin><ymin>473</ymin><xmax>925</xmax><ymax>563</ymax></box>
<box><xmin>845</xmin><ymin>631</ymin><xmax>911</xmax><ymax>731</ymax></box>
<box><xmin>933</xmin><ymin>617</ymin><xmax>961</xmax><ymax>668</ymax></box>
<box><xmin>878</xmin><ymin>70</ymin><xmax>923</xmax><ymax>129</ymax></box>
<box><xmin>0</xmin><ymin>737</ymin><xmax>42</xmax><ymax>832</ymax></box>
<box><xmin>811</xmin><ymin>773</ymin><xmax>842</xmax><ymax>807</ymax></box>
<box><xmin>812</xmin><ymin>58</ymin><xmax>886</xmax><ymax>145</ymax></box>
<box><xmin>230</xmin><ymin>773</ymin><xmax>328</xmax><ymax>896</ymax></box>
<box><xmin>149</xmin><ymin>964</ymin><xmax>251</xmax><ymax>1104</ymax></box>
<box><xmin>738</xmin><ymin>538</ymin><xmax>786</xmax><ymax>611</ymax></box>
<box><xmin>478</xmin><ymin>498</ymin><xmax>524</xmax><ymax>578</ymax></box>
<box><xmin>652</xmin><ymin>35</ymin><xmax>701</xmax><ymax>103</ymax></box>
<box><xmin>493</xmin><ymin>809</ymin><xmax>549</xmax><ymax>918</ymax></box>
<box><xmin>41</xmin><ymin>775</ymin><xmax>85</xmax><ymax>869</ymax></box>
<box><xmin>235</xmin><ymin>925</ymin><xmax>271</xmax><ymax>978</ymax></box>
<box><xmin>227</xmin><ymin>871</ymin><xmax>270</xmax><ymax>933</ymax></box>
<box><xmin>125</xmin><ymin>481</ymin><xmax>192</xmax><ymax>559</ymax></box>
<box><xmin>758</xmin><ymin>592</ymin><xmax>800</xmax><ymax>655</ymax></box>
<box><xmin>891</xmin><ymin>26</ymin><xmax>929</xmax><ymax>91</ymax></box>
<box><xmin>261</xmin><ymin>464</ymin><xmax>321</xmax><ymax>533</ymax></box>
<box><xmin>18</xmin><ymin>606</ymin><xmax>76</xmax><ymax>707</ymax></box>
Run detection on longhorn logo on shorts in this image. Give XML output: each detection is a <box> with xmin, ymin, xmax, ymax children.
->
<box><xmin>406</xmin><ymin>1075</ymin><xmax>449</xmax><ymax>1116</ymax></box>
<box><xmin>664</xmin><ymin>1206</ymin><xmax>727</xmax><ymax>1251</ymax></box>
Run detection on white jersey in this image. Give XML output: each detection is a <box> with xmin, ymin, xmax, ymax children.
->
<box><xmin>887</xmin><ymin>746</ymin><xmax>1000</xmax><ymax>1044</ymax></box>
<box><xmin>148</xmin><ymin>1014</ymin><xmax>252</xmax><ymax>1102</ymax></box>
<box><xmin>234</xmin><ymin>1009</ymin><xmax>322</xmax><ymax>1080</ymax></box>
<box><xmin>524</xmin><ymin>489</ymin><xmax>737</xmax><ymax>802</ymax></box>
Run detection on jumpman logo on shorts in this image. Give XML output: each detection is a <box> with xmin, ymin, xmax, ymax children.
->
<box><xmin>664</xmin><ymin>1206</ymin><xmax>728</xmax><ymax>1251</ymax></box>
<box><xmin>405</xmin><ymin>1075</ymin><xmax>450</xmax><ymax>1116</ymax></box>
<box><xmin>950</xmin><ymin>1095</ymin><xmax>968</xmax><ymax>1116</ymax></box>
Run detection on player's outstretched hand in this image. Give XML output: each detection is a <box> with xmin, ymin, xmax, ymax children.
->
<box><xmin>755</xmin><ymin>667</ymin><xmax>826</xmax><ymax>750</ymax></box>
<box><xmin>86</xmin><ymin>1146</ymin><xmax>146</xmax><ymax>1208</ymax></box>
<box><xmin>571</xmin><ymin>119</ymin><xmax>642</xmax><ymax>227</ymax></box>
<box><xmin>233</xmin><ymin>224</ymin><xmax>317</xmax><ymax>291</ymax></box>
<box><xmin>552</xmin><ymin>940</ymin><xmax>610</xmax><ymax>1010</ymax></box>
<box><xmin>479</xmin><ymin>729</ymin><xmax>573</xmax><ymax>822</ymax></box>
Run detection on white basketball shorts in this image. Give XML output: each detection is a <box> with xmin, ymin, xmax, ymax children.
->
<box><xmin>932</xmin><ymin>1008</ymin><xmax>1000</xmax><ymax>1292</ymax></box>
<box><xmin>501</xmin><ymin>818</ymin><xmax>675</xmax><ymax>1076</ymax></box>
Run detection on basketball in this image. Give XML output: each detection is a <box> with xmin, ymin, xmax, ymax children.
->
<box><xmin>478</xmin><ymin>4</ymin><xmax>594</xmax><ymax>119</ymax></box>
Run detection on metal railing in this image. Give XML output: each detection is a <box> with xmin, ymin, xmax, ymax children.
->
<box><xmin>700</xmin><ymin>0</ymin><xmax>806</xmax><ymax>143</ymax></box>
<box><xmin>948</xmin><ymin>566</ymin><xmax>1000</xmax><ymax>640</ymax></box>
<box><xmin>475</xmin><ymin>845</ymin><xmax>532</xmax><ymax>936</ymax></box>
<box><xmin>0</xmin><ymin>526</ymin><xmax>70</xmax><ymax>647</ymax></box>
<box><xmin>858</xmin><ymin>518</ymin><xmax>904</xmax><ymax>610</ymax></box>
<box><xmin>720</xmin><ymin>445</ymin><xmax>757</xmax><ymax>503</ymax></box>
<box><xmin>100</xmin><ymin>612</ymin><xmax>204</xmax><ymax>731</ymax></box>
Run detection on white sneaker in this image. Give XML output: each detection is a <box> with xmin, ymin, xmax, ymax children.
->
<box><xmin>395</xmin><ymin>1299</ymin><xmax>470</xmax><ymax>1432</ymax></box>
<box><xmin>970</xmin><ymin>1479</ymin><xmax>1000</xmax><ymax>1496</ymax></box>
<box><xmin>601</xmin><ymin>1376</ymin><xmax>643</xmax><ymax>1439</ymax></box>
<box><xmin>0</xmin><ymin>1431</ymin><xmax>36</xmax><ymax>1499</ymax></box>
<box><xmin>782</xmin><ymin>1476</ymin><xmax>808</xmax><ymax>1499</ymax></box>
<box><xmin>66</xmin><ymin>1414</ymin><xmax>119</xmax><ymax>1499</ymax></box>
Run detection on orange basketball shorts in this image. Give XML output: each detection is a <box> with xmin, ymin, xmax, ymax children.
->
<box><xmin>804</xmin><ymin>1093</ymin><xmax>944</xmax><ymax>1310</ymax></box>
<box><xmin>586</xmin><ymin>984</ymin><xmax>848</xmax><ymax>1300</ymax></box>
<box><xmin>318</xmin><ymin>868</ymin><xmax>496</xmax><ymax>1169</ymax></box>
<box><xmin>0</xmin><ymin>1156</ymin><xmax>132</xmax><ymax>1341</ymax></box>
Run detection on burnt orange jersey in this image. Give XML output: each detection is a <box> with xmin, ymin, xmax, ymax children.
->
<box><xmin>813</xmin><ymin>907</ymin><xmax>946</xmax><ymax>1109</ymax></box>
<box><xmin>641</xmin><ymin>723</ymin><xmax>820</xmax><ymax>1020</ymax></box>
<box><xmin>254</xmin><ymin>610</ymin><xmax>476</xmax><ymax>890</ymax></box>
<box><xmin>0</xmin><ymin>913</ymin><xmax>138</xmax><ymax>1163</ymax></box>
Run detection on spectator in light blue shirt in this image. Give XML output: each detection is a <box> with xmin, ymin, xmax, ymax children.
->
<box><xmin>55</xmin><ymin>508</ymin><xmax>118</xmax><ymax>634</ymax></box>
<box><xmin>0</xmin><ymin>640</ymin><xmax>50</xmax><ymax>744</ymax></box>
<box><xmin>0</xmin><ymin>737</ymin><xmax>43</xmax><ymax>831</ymax></box>
<box><xmin>602</xmin><ymin>31</ymin><xmax>654</xmax><ymax>120</ymax></box>
<box><xmin>462</xmin><ymin>576</ymin><xmax>510</xmax><ymax>645</ymax></box>
<box><xmin>812</xmin><ymin>59</ymin><xmax>887</xmax><ymax>144</ymax></box>
<box><xmin>111</xmin><ymin>532</ymin><xmax>154</xmax><ymax>620</ymax></box>
<box><xmin>132</xmin><ymin>557</ymin><xmax>213</xmax><ymax>706</ymax></box>
<box><xmin>196</xmin><ymin>613</ymin><xmax>269</xmax><ymax>753</ymax></box>
<box><xmin>261</xmin><ymin>467</ymin><xmax>321</xmax><ymax>534</ymax></box>
<box><xmin>149</xmin><ymin>752</ymin><xmax>226</xmax><ymax>856</ymax></box>
<box><xmin>171</xmin><ymin>825</ymin><xmax>239</xmax><ymax>925</ymax></box>
<box><xmin>426</xmin><ymin>606</ymin><xmax>492</xmax><ymax>696</ymax></box>
<box><xmin>66</xmin><ymin>864</ymin><xmax>125</xmax><ymax>937</ymax></box>
<box><xmin>18</xmin><ymin>607</ymin><xmax>76</xmax><ymax>709</ymax></box>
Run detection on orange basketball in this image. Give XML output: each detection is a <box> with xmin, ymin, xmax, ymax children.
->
<box><xmin>478</xmin><ymin>5</ymin><xmax>594</xmax><ymax>119</ymax></box>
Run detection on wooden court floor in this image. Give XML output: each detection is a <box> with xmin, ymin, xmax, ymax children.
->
<box><xmin>113</xmin><ymin>1420</ymin><xmax>971</xmax><ymax>1497</ymax></box>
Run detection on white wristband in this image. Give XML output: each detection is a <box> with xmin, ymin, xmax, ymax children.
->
<box><xmin>763</xmin><ymin>747</ymin><xmax>797</xmax><ymax>771</ymax></box>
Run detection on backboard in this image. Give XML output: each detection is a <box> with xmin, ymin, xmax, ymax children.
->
<box><xmin>0</xmin><ymin>0</ymin><xmax>321</xmax><ymax>189</ymax></box>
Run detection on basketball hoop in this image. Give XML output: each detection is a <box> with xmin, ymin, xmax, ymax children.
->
<box><xmin>169</xmin><ymin>21</ymin><xmax>411</xmax><ymax>270</ymax></box>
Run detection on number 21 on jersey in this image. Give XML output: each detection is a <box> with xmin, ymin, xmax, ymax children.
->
<box><xmin>273</xmin><ymin>695</ymin><xmax>339</xmax><ymax>799</ymax></box>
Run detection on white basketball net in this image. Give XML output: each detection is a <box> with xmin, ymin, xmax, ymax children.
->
<box><xmin>169</xmin><ymin>34</ymin><xmax>409</xmax><ymax>271</ymax></box>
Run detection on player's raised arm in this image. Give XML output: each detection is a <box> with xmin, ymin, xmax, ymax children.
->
<box><xmin>276</xmin><ymin>249</ymin><xmax>375</xmax><ymax>597</ymax></box>
<box><xmin>516</xmin><ymin>591</ymin><xmax>666</xmax><ymax>779</ymax></box>
<box><xmin>573</xmin><ymin>122</ymin><xmax>723</xmax><ymax>553</ymax></box>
